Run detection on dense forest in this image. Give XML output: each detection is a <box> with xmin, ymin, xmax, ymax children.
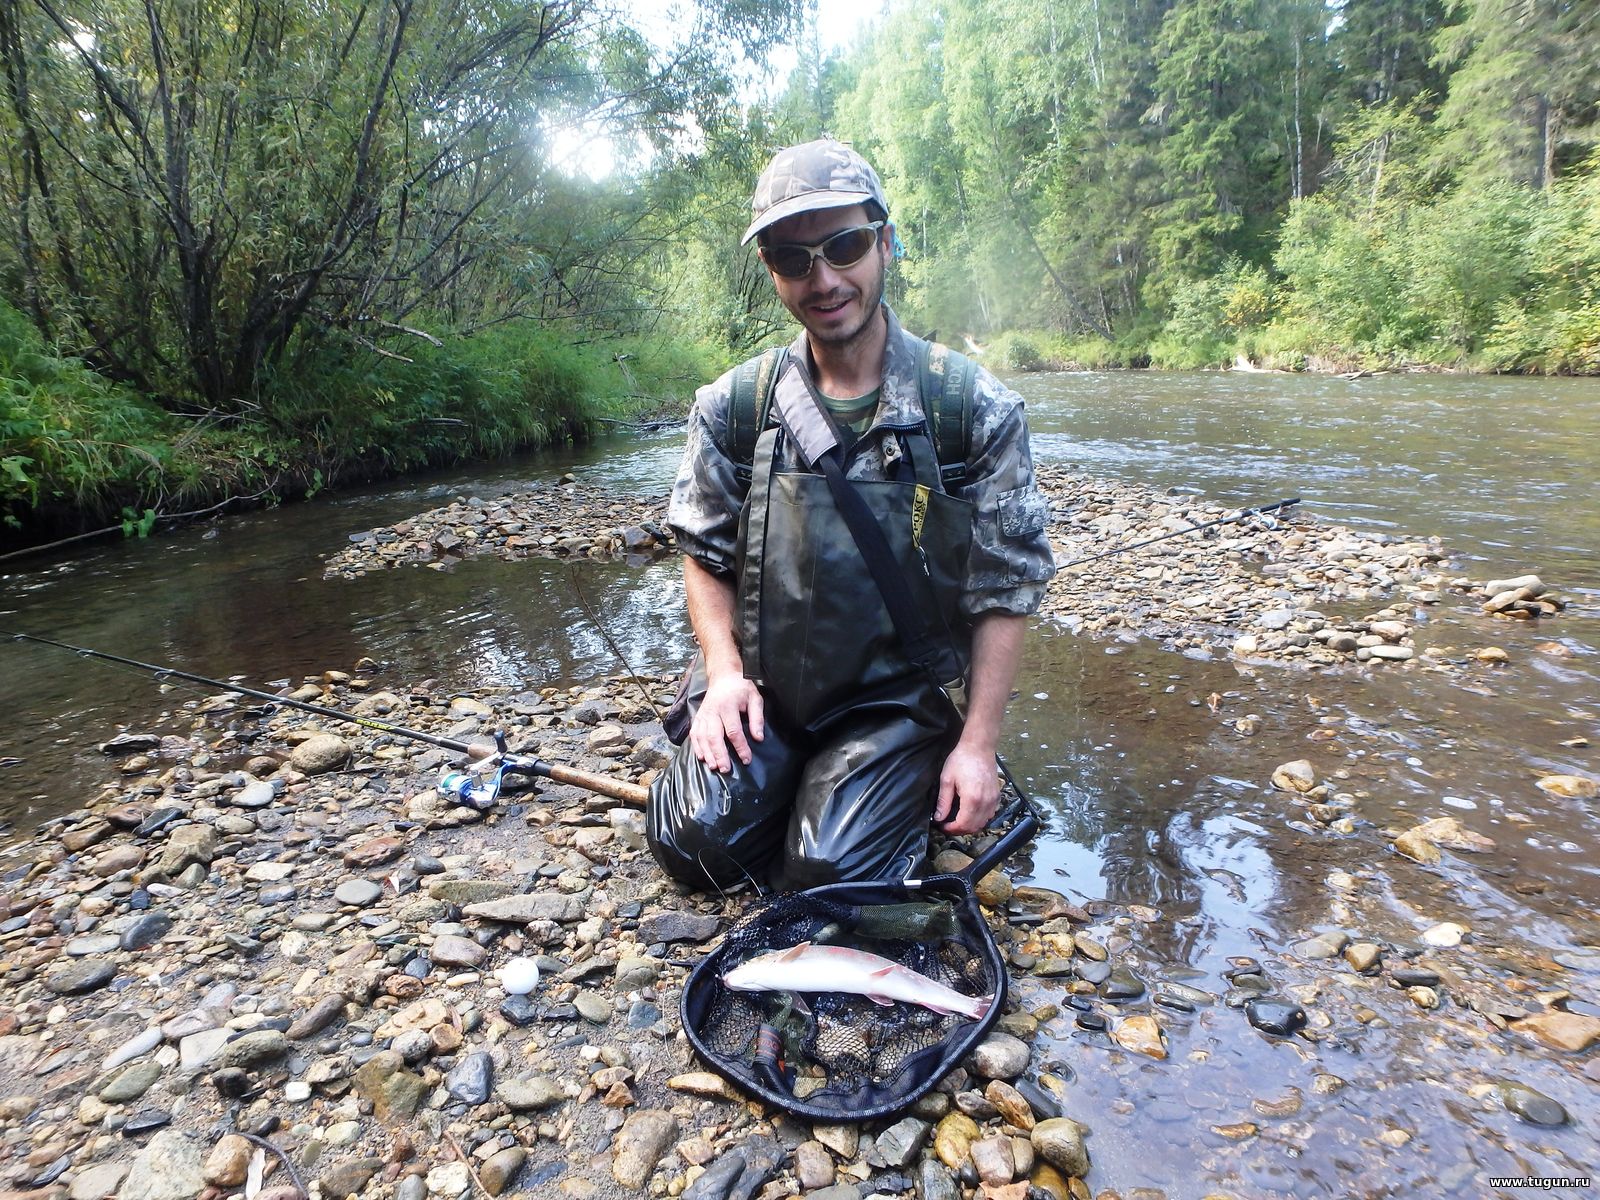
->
<box><xmin>1</xmin><ymin>0</ymin><xmax>1595</xmax><ymax>542</ymax></box>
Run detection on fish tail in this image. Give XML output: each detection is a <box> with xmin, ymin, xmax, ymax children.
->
<box><xmin>972</xmin><ymin>992</ymin><xmax>996</xmax><ymax>1021</ymax></box>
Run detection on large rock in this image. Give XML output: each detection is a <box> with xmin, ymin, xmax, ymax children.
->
<box><xmin>289</xmin><ymin>734</ymin><xmax>351</xmax><ymax>775</ymax></box>
<box><xmin>1512</xmin><ymin>1011</ymin><xmax>1600</xmax><ymax>1053</ymax></box>
<box><xmin>1030</xmin><ymin>1118</ymin><xmax>1089</xmax><ymax>1178</ymax></box>
<box><xmin>612</xmin><ymin>1110</ymin><xmax>680</xmax><ymax>1189</ymax></box>
<box><xmin>121</xmin><ymin>1129</ymin><xmax>207</xmax><ymax>1200</ymax></box>
<box><xmin>970</xmin><ymin>1033</ymin><xmax>1031</xmax><ymax>1080</ymax></box>
<box><xmin>158</xmin><ymin>824</ymin><xmax>218</xmax><ymax>875</ymax></box>
<box><xmin>636</xmin><ymin>911</ymin><xmax>720</xmax><ymax>944</ymax></box>
<box><xmin>464</xmin><ymin>892</ymin><xmax>584</xmax><ymax>924</ymax></box>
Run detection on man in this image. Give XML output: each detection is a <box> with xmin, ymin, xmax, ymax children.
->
<box><xmin>647</xmin><ymin>138</ymin><xmax>1055</xmax><ymax>891</ymax></box>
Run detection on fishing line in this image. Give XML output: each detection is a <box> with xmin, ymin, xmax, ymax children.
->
<box><xmin>3</xmin><ymin>631</ymin><xmax>650</xmax><ymax>807</ymax></box>
<box><xmin>566</xmin><ymin>563</ymin><xmax>664</xmax><ymax>721</ymax></box>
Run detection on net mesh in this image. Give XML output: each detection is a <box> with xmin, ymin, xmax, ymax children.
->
<box><xmin>695</xmin><ymin>889</ymin><xmax>996</xmax><ymax>1102</ymax></box>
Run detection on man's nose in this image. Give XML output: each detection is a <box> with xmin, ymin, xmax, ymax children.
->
<box><xmin>809</xmin><ymin>256</ymin><xmax>846</xmax><ymax>290</ymax></box>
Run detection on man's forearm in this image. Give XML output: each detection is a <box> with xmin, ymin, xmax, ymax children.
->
<box><xmin>956</xmin><ymin>613</ymin><xmax>1026</xmax><ymax>754</ymax></box>
<box><xmin>684</xmin><ymin>556</ymin><xmax>743</xmax><ymax>679</ymax></box>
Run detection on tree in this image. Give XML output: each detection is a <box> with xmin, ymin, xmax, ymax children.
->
<box><xmin>0</xmin><ymin>0</ymin><xmax>798</xmax><ymax>409</ymax></box>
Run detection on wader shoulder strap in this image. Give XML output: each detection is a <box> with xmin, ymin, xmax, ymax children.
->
<box><xmin>728</xmin><ymin>347</ymin><xmax>787</xmax><ymax>486</ymax></box>
<box><xmin>727</xmin><ymin>339</ymin><xmax>975</xmax><ymax>487</ymax></box>
<box><xmin>918</xmin><ymin>340</ymin><xmax>977</xmax><ymax>490</ymax></box>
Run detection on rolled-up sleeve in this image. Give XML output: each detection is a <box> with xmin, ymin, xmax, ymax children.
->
<box><xmin>956</xmin><ymin>371</ymin><xmax>1057</xmax><ymax>617</ymax></box>
<box><xmin>666</xmin><ymin>376</ymin><xmax>744</xmax><ymax>578</ymax></box>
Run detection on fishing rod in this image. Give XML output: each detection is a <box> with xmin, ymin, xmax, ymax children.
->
<box><xmin>1059</xmin><ymin>496</ymin><xmax>1301</xmax><ymax>569</ymax></box>
<box><xmin>3</xmin><ymin>631</ymin><xmax>648</xmax><ymax>807</ymax></box>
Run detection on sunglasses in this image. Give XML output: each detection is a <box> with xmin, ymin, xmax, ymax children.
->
<box><xmin>761</xmin><ymin>221</ymin><xmax>886</xmax><ymax>279</ymax></box>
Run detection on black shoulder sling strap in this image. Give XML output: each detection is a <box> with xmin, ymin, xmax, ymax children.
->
<box><xmin>785</xmin><ymin>371</ymin><xmax>969</xmax><ymax>713</ymax></box>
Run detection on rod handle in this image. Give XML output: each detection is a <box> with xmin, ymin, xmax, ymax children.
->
<box><xmin>536</xmin><ymin>761</ymin><xmax>649</xmax><ymax>807</ymax></box>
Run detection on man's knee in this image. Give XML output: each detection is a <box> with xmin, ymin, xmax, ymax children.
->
<box><xmin>646</xmin><ymin>741</ymin><xmax>793</xmax><ymax>890</ymax></box>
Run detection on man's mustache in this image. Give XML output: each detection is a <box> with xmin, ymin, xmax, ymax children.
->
<box><xmin>802</xmin><ymin>287</ymin><xmax>856</xmax><ymax>307</ymax></box>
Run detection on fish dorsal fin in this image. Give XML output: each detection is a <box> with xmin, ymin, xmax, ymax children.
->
<box><xmin>776</xmin><ymin>941</ymin><xmax>812</xmax><ymax>963</ymax></box>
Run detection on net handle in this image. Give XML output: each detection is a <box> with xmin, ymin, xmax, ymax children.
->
<box><xmin>963</xmin><ymin>811</ymin><xmax>1038</xmax><ymax>882</ymax></box>
<box><xmin>961</xmin><ymin>756</ymin><xmax>1040</xmax><ymax>882</ymax></box>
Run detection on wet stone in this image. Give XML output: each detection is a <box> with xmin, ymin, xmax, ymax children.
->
<box><xmin>1075</xmin><ymin>960</ymin><xmax>1111</xmax><ymax>985</ymax></box>
<box><xmin>1244</xmin><ymin>997</ymin><xmax>1308</xmax><ymax>1037</ymax></box>
<box><xmin>1498</xmin><ymin>1081</ymin><xmax>1568</xmax><ymax>1126</ymax></box>
<box><xmin>119</xmin><ymin>911</ymin><xmax>173</xmax><ymax>950</ymax></box>
<box><xmin>500</xmin><ymin>995</ymin><xmax>538</xmax><ymax>1027</ymax></box>
<box><xmin>1391</xmin><ymin>966</ymin><xmax>1441</xmax><ymax>987</ymax></box>
<box><xmin>1293</xmin><ymin>931</ymin><xmax>1349</xmax><ymax>960</ymax></box>
<box><xmin>918</xmin><ymin>1159</ymin><xmax>961</xmax><ymax>1200</ymax></box>
<box><xmin>121</xmin><ymin>1108</ymin><xmax>174</xmax><ymax>1136</ymax></box>
<box><xmin>971</xmin><ymin>1033</ymin><xmax>1031</xmax><ymax>1080</ymax></box>
<box><xmin>626</xmin><ymin>1000</ymin><xmax>662</xmax><ymax>1029</ymax></box>
<box><xmin>1100</xmin><ymin>967</ymin><xmax>1145</xmax><ymax>1000</ymax></box>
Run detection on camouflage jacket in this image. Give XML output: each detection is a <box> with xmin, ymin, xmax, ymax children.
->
<box><xmin>667</xmin><ymin>306</ymin><xmax>1056</xmax><ymax>619</ymax></box>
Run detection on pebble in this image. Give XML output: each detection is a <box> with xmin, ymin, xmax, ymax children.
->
<box><xmin>1497</xmin><ymin>1081</ymin><xmax>1569</xmax><ymax>1126</ymax></box>
<box><xmin>287</xmin><ymin>994</ymin><xmax>347</xmax><ymax>1039</ymax></box>
<box><xmin>795</xmin><ymin>1140</ymin><xmax>837</xmax><ymax>1189</ymax></box>
<box><xmin>44</xmin><ymin>959</ymin><xmax>116</xmax><ymax>995</ymax></box>
<box><xmin>870</xmin><ymin>1117</ymin><xmax>931</xmax><ymax>1168</ymax></box>
<box><xmin>1244</xmin><ymin>997</ymin><xmax>1308</xmax><ymax>1037</ymax></box>
<box><xmin>636</xmin><ymin>910</ymin><xmax>720</xmax><ymax>943</ymax></box>
<box><xmin>479</xmin><ymin>1146</ymin><xmax>527</xmax><ymax>1195</ymax></box>
<box><xmin>334</xmin><ymin>878</ymin><xmax>383</xmax><ymax>907</ymax></box>
<box><xmin>445</xmin><ymin>1051</ymin><xmax>494</xmax><ymax>1104</ymax></box>
<box><xmin>970</xmin><ymin>1033</ymin><xmax>1031</xmax><ymax>1079</ymax></box>
<box><xmin>1029</xmin><ymin>1118</ymin><xmax>1089</xmax><ymax>1177</ymax></box>
<box><xmin>99</xmin><ymin>1059</ymin><xmax>163</xmax><ymax>1103</ymax></box>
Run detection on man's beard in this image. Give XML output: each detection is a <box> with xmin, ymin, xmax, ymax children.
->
<box><xmin>796</xmin><ymin>256</ymin><xmax>886</xmax><ymax>348</ymax></box>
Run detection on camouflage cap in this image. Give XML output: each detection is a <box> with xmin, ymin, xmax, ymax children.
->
<box><xmin>740</xmin><ymin>139</ymin><xmax>889</xmax><ymax>246</ymax></box>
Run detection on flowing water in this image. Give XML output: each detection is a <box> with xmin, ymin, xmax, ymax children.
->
<box><xmin>3</xmin><ymin>370</ymin><xmax>1598</xmax><ymax>1195</ymax></box>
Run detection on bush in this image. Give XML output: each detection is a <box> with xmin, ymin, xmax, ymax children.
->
<box><xmin>0</xmin><ymin>302</ymin><xmax>180</xmax><ymax>526</ymax></box>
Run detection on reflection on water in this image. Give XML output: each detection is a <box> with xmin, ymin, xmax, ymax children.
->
<box><xmin>2</xmin><ymin>369</ymin><xmax>1598</xmax><ymax>1192</ymax></box>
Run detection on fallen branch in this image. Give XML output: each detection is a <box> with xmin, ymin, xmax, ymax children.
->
<box><xmin>0</xmin><ymin>483</ymin><xmax>282</xmax><ymax>564</ymax></box>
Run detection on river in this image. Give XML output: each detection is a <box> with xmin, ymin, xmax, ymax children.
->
<box><xmin>2</xmin><ymin>369</ymin><xmax>1597</xmax><ymax>1196</ymax></box>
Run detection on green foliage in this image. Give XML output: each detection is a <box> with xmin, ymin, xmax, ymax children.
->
<box><xmin>0</xmin><ymin>300</ymin><xmax>176</xmax><ymax>523</ymax></box>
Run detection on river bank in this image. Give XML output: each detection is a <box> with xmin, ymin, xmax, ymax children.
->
<box><xmin>1</xmin><ymin>458</ymin><xmax>1595</xmax><ymax>1198</ymax></box>
<box><xmin>0</xmin><ymin>652</ymin><xmax>1592</xmax><ymax>1200</ymax></box>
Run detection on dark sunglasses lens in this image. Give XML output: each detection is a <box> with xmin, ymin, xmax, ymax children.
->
<box><xmin>767</xmin><ymin>246</ymin><xmax>814</xmax><ymax>278</ymax></box>
<box><xmin>821</xmin><ymin>226</ymin><xmax>876</xmax><ymax>268</ymax></box>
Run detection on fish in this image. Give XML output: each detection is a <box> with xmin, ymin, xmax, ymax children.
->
<box><xmin>722</xmin><ymin>942</ymin><xmax>993</xmax><ymax>1020</ymax></box>
<box><xmin>813</xmin><ymin>902</ymin><xmax>960</xmax><ymax>947</ymax></box>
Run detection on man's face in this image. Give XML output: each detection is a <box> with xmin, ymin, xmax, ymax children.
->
<box><xmin>760</xmin><ymin>204</ymin><xmax>891</xmax><ymax>350</ymax></box>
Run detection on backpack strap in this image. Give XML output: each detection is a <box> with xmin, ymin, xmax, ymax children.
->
<box><xmin>918</xmin><ymin>340</ymin><xmax>976</xmax><ymax>490</ymax></box>
<box><xmin>728</xmin><ymin>346</ymin><xmax>786</xmax><ymax>486</ymax></box>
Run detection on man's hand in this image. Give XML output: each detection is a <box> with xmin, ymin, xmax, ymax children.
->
<box><xmin>689</xmin><ymin>672</ymin><xmax>765</xmax><ymax>773</ymax></box>
<box><xmin>934</xmin><ymin>742</ymin><xmax>1000</xmax><ymax>834</ymax></box>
